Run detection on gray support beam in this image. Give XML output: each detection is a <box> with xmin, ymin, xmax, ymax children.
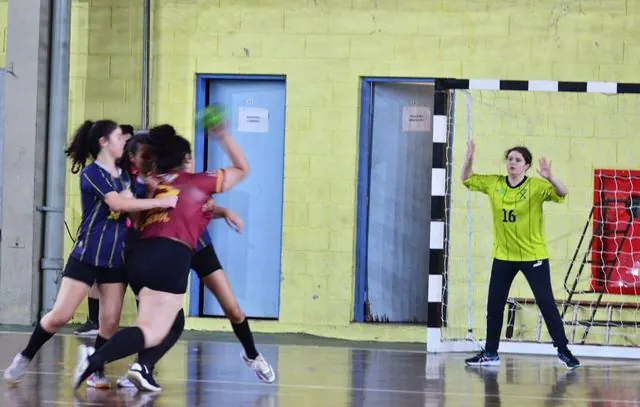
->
<box><xmin>0</xmin><ymin>0</ymin><xmax>51</xmax><ymax>325</ymax></box>
<box><xmin>41</xmin><ymin>0</ymin><xmax>71</xmax><ymax>314</ymax></box>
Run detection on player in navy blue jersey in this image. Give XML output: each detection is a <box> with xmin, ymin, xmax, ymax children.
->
<box><xmin>76</xmin><ymin>123</ymin><xmax>135</xmax><ymax>338</ymax></box>
<box><xmin>3</xmin><ymin>120</ymin><xmax>177</xmax><ymax>388</ymax></box>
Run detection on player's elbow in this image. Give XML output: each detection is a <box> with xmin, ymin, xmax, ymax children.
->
<box><xmin>556</xmin><ymin>186</ymin><xmax>569</xmax><ymax>197</ymax></box>
<box><xmin>221</xmin><ymin>167</ymin><xmax>249</xmax><ymax>192</ymax></box>
<box><xmin>461</xmin><ymin>170</ymin><xmax>472</xmax><ymax>183</ymax></box>
<box><xmin>238</xmin><ymin>165</ymin><xmax>250</xmax><ymax>181</ymax></box>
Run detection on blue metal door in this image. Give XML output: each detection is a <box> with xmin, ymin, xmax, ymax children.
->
<box><xmin>359</xmin><ymin>81</ymin><xmax>434</xmax><ymax>323</ymax></box>
<box><xmin>201</xmin><ymin>78</ymin><xmax>285</xmax><ymax>319</ymax></box>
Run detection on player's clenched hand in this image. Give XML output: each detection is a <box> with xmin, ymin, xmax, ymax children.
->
<box><xmin>208</xmin><ymin>121</ymin><xmax>230</xmax><ymax>140</ymax></box>
<box><xmin>202</xmin><ymin>198</ymin><xmax>216</xmax><ymax>212</ymax></box>
<box><xmin>157</xmin><ymin>196</ymin><xmax>178</xmax><ymax>208</ymax></box>
<box><xmin>119</xmin><ymin>190</ymin><xmax>134</xmax><ymax>199</ymax></box>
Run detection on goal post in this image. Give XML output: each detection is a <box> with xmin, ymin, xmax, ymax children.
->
<box><xmin>427</xmin><ymin>78</ymin><xmax>640</xmax><ymax>359</ymax></box>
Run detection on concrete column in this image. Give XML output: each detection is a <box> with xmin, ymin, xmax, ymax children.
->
<box><xmin>0</xmin><ymin>0</ymin><xmax>50</xmax><ymax>325</ymax></box>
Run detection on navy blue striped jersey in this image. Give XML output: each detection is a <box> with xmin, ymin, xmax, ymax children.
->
<box><xmin>134</xmin><ymin>176</ymin><xmax>147</xmax><ymax>199</ymax></box>
<box><xmin>135</xmin><ymin>175</ymin><xmax>213</xmax><ymax>253</ymax></box>
<box><xmin>196</xmin><ymin>229</ymin><xmax>212</xmax><ymax>252</ymax></box>
<box><xmin>70</xmin><ymin>162</ymin><xmax>134</xmax><ymax>268</ymax></box>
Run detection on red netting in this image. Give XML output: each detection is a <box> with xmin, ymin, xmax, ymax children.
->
<box><xmin>591</xmin><ymin>169</ymin><xmax>640</xmax><ymax>295</ymax></box>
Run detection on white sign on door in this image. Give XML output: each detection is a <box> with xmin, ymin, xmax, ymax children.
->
<box><xmin>401</xmin><ymin>105</ymin><xmax>431</xmax><ymax>132</ymax></box>
<box><xmin>238</xmin><ymin>106</ymin><xmax>269</xmax><ymax>133</ymax></box>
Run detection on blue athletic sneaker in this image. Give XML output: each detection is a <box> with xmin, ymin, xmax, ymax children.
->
<box><xmin>465</xmin><ymin>350</ymin><xmax>501</xmax><ymax>366</ymax></box>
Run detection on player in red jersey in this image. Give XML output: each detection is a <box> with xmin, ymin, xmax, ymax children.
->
<box><xmin>72</xmin><ymin>122</ymin><xmax>249</xmax><ymax>389</ymax></box>
<box><xmin>113</xmin><ymin>132</ymin><xmax>274</xmax><ymax>392</ymax></box>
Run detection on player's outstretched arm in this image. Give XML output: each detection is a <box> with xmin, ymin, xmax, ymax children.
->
<box><xmin>537</xmin><ymin>157</ymin><xmax>568</xmax><ymax>197</ymax></box>
<box><xmin>461</xmin><ymin>140</ymin><xmax>475</xmax><ymax>182</ymax></box>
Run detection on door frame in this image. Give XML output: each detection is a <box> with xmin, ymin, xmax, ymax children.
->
<box><xmin>354</xmin><ymin>77</ymin><xmax>436</xmax><ymax>322</ymax></box>
<box><xmin>190</xmin><ymin>73</ymin><xmax>287</xmax><ymax>317</ymax></box>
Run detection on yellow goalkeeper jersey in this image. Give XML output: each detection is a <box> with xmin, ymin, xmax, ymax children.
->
<box><xmin>463</xmin><ymin>174</ymin><xmax>565</xmax><ymax>262</ymax></box>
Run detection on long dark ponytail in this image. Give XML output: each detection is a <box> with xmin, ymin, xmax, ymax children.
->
<box><xmin>65</xmin><ymin>119</ymin><xmax>119</xmax><ymax>173</ymax></box>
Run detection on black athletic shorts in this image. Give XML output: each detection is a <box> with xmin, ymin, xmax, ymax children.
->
<box><xmin>63</xmin><ymin>256</ymin><xmax>127</xmax><ymax>286</ymax></box>
<box><xmin>191</xmin><ymin>244</ymin><xmax>223</xmax><ymax>279</ymax></box>
<box><xmin>126</xmin><ymin>237</ymin><xmax>192</xmax><ymax>296</ymax></box>
<box><xmin>124</xmin><ymin>228</ymin><xmax>141</xmax><ymax>260</ymax></box>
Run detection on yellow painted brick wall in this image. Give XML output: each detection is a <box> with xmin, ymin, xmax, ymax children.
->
<box><xmin>444</xmin><ymin>1</ymin><xmax>640</xmax><ymax>346</ymax></box>
<box><xmin>66</xmin><ymin>0</ymin><xmax>145</xmax><ymax>322</ymax></box>
<box><xmin>54</xmin><ymin>0</ymin><xmax>640</xmax><ymax>342</ymax></box>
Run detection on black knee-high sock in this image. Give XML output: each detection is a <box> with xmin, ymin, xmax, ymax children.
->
<box><xmin>88</xmin><ymin>298</ymin><xmax>100</xmax><ymax>325</ymax></box>
<box><xmin>94</xmin><ymin>334</ymin><xmax>107</xmax><ymax>351</ymax></box>
<box><xmin>232</xmin><ymin>318</ymin><xmax>259</xmax><ymax>360</ymax></box>
<box><xmin>21</xmin><ymin>323</ymin><xmax>55</xmax><ymax>360</ymax></box>
<box><xmin>92</xmin><ymin>335</ymin><xmax>108</xmax><ymax>373</ymax></box>
<box><xmin>137</xmin><ymin>309</ymin><xmax>185</xmax><ymax>370</ymax></box>
<box><xmin>86</xmin><ymin>327</ymin><xmax>145</xmax><ymax>371</ymax></box>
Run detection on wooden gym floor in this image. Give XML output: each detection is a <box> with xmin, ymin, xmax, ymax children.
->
<box><xmin>1</xmin><ymin>329</ymin><xmax>639</xmax><ymax>406</ymax></box>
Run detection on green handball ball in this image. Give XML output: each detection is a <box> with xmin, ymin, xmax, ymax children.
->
<box><xmin>197</xmin><ymin>105</ymin><xmax>224</xmax><ymax>130</ymax></box>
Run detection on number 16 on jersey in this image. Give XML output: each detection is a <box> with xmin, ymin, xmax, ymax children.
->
<box><xmin>502</xmin><ymin>209</ymin><xmax>516</xmax><ymax>223</ymax></box>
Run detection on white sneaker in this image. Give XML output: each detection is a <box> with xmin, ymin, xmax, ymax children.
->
<box><xmin>117</xmin><ymin>375</ymin><xmax>137</xmax><ymax>388</ymax></box>
<box><xmin>72</xmin><ymin>345</ymin><xmax>94</xmax><ymax>389</ymax></box>
<box><xmin>86</xmin><ymin>371</ymin><xmax>110</xmax><ymax>389</ymax></box>
<box><xmin>126</xmin><ymin>362</ymin><xmax>162</xmax><ymax>392</ymax></box>
<box><xmin>241</xmin><ymin>352</ymin><xmax>276</xmax><ymax>383</ymax></box>
<box><xmin>3</xmin><ymin>353</ymin><xmax>31</xmax><ymax>385</ymax></box>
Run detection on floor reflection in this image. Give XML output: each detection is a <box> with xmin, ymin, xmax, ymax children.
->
<box><xmin>1</xmin><ymin>331</ymin><xmax>639</xmax><ymax>406</ymax></box>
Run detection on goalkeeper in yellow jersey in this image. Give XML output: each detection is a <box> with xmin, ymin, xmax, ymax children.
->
<box><xmin>461</xmin><ymin>141</ymin><xmax>580</xmax><ymax>370</ymax></box>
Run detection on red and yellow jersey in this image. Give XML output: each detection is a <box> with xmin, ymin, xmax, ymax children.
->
<box><xmin>140</xmin><ymin>170</ymin><xmax>224</xmax><ymax>250</ymax></box>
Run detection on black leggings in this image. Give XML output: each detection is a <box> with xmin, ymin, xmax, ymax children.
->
<box><xmin>485</xmin><ymin>259</ymin><xmax>569</xmax><ymax>353</ymax></box>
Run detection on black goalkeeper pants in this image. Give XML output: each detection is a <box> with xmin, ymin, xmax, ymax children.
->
<box><xmin>485</xmin><ymin>259</ymin><xmax>569</xmax><ymax>354</ymax></box>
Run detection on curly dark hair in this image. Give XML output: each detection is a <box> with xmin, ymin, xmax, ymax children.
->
<box><xmin>140</xmin><ymin>124</ymin><xmax>192</xmax><ymax>175</ymax></box>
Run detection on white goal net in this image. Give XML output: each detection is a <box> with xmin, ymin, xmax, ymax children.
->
<box><xmin>441</xmin><ymin>88</ymin><xmax>640</xmax><ymax>357</ymax></box>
